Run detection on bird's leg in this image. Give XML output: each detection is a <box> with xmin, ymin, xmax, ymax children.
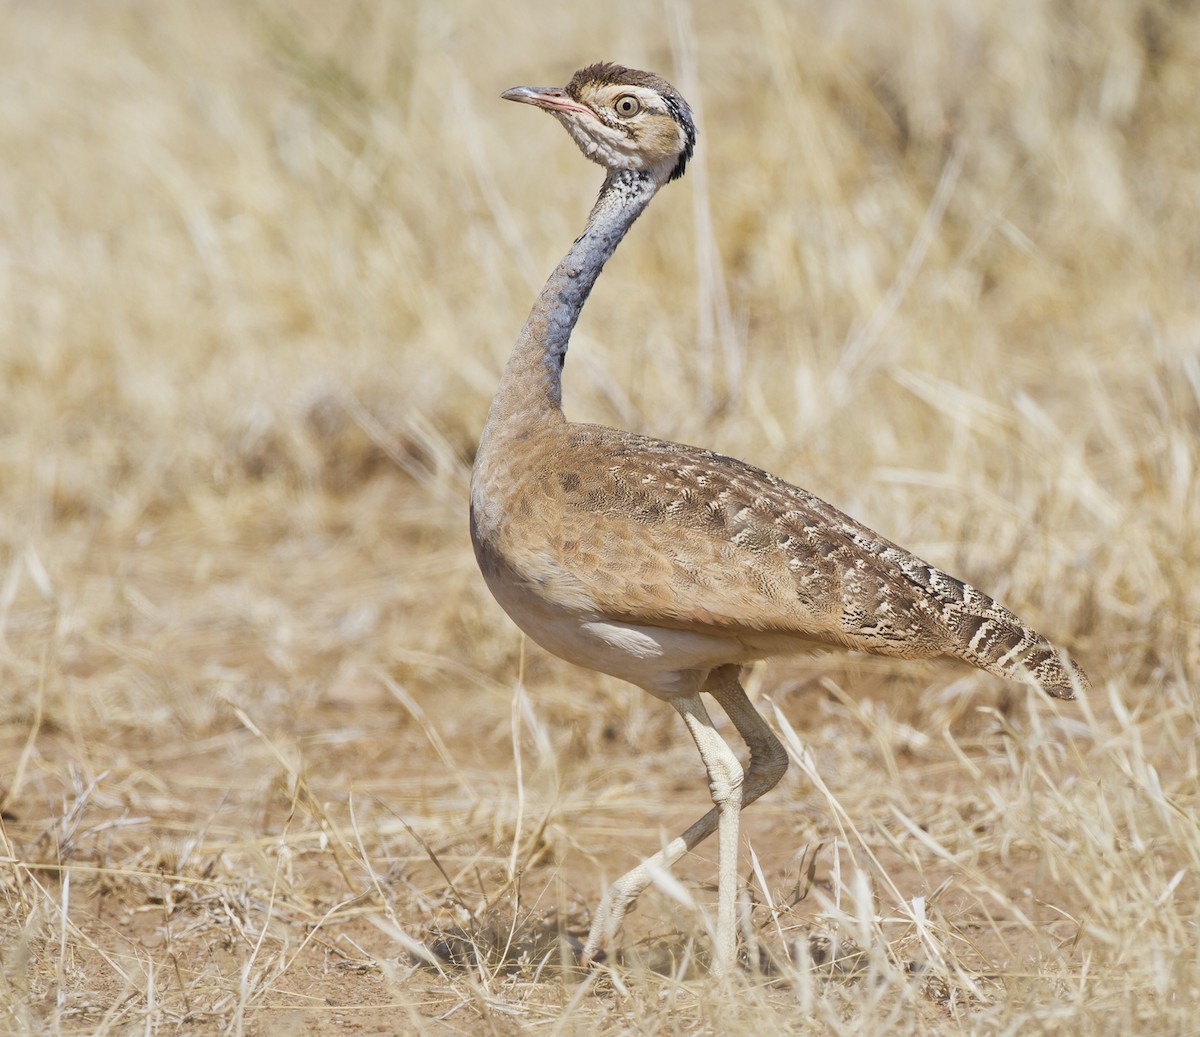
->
<box><xmin>582</xmin><ymin>777</ymin><xmax>723</xmax><ymax>968</ymax></box>
<box><xmin>584</xmin><ymin>689</ymin><xmax>745</xmax><ymax>975</ymax></box>
<box><xmin>705</xmin><ymin>665</ymin><xmax>789</xmax><ymax>820</ymax></box>
<box><xmin>674</xmin><ymin>693</ymin><xmax>745</xmax><ymax>976</ymax></box>
<box><xmin>582</xmin><ymin>667</ymin><xmax>788</xmax><ymax>973</ymax></box>
<box><xmin>705</xmin><ymin>666</ymin><xmax>789</xmax><ymax>959</ymax></box>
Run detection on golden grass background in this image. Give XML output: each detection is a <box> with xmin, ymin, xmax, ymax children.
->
<box><xmin>1</xmin><ymin>0</ymin><xmax>1197</xmax><ymax>1032</ymax></box>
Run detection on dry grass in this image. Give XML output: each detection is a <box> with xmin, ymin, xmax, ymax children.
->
<box><xmin>1</xmin><ymin>0</ymin><xmax>1197</xmax><ymax>1033</ymax></box>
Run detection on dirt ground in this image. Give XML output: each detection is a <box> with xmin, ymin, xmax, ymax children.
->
<box><xmin>2</xmin><ymin>637</ymin><xmax>1120</xmax><ymax>1033</ymax></box>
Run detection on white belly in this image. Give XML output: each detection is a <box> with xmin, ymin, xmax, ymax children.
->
<box><xmin>478</xmin><ymin>561</ymin><xmax>749</xmax><ymax>699</ymax></box>
<box><xmin>474</xmin><ymin>550</ymin><xmax>824</xmax><ymax>699</ymax></box>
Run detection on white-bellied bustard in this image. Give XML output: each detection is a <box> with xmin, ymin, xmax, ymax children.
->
<box><xmin>469</xmin><ymin>62</ymin><xmax>1089</xmax><ymax>976</ymax></box>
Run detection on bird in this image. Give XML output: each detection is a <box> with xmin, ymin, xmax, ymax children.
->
<box><xmin>469</xmin><ymin>61</ymin><xmax>1089</xmax><ymax>977</ymax></box>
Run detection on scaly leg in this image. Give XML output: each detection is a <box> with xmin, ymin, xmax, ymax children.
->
<box><xmin>583</xmin><ymin>666</ymin><xmax>789</xmax><ymax>974</ymax></box>
<box><xmin>674</xmin><ymin>692</ymin><xmax>743</xmax><ymax>974</ymax></box>
<box><xmin>706</xmin><ymin>665</ymin><xmax>789</xmax><ymax>812</ymax></box>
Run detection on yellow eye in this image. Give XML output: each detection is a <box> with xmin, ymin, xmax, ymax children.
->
<box><xmin>614</xmin><ymin>94</ymin><xmax>641</xmax><ymax>118</ymax></box>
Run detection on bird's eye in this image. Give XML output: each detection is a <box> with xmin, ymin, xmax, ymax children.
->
<box><xmin>614</xmin><ymin>95</ymin><xmax>641</xmax><ymax>118</ymax></box>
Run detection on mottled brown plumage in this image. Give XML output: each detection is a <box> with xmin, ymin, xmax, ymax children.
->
<box><xmin>471</xmin><ymin>63</ymin><xmax>1088</xmax><ymax>975</ymax></box>
<box><xmin>478</xmin><ymin>421</ymin><xmax>1086</xmax><ymax>693</ymax></box>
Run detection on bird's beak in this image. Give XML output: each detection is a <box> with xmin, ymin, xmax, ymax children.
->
<box><xmin>501</xmin><ymin>85</ymin><xmax>593</xmax><ymax>118</ymax></box>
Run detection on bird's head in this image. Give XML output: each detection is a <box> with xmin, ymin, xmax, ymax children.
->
<box><xmin>502</xmin><ymin>62</ymin><xmax>696</xmax><ymax>185</ymax></box>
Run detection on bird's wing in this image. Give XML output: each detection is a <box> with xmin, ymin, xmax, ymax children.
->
<box><xmin>524</xmin><ymin>423</ymin><xmax>1083</xmax><ymax>695</ymax></box>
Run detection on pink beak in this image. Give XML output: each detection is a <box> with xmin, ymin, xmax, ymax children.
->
<box><xmin>501</xmin><ymin>85</ymin><xmax>595</xmax><ymax>119</ymax></box>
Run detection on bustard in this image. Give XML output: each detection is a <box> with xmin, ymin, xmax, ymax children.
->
<box><xmin>469</xmin><ymin>62</ymin><xmax>1089</xmax><ymax>976</ymax></box>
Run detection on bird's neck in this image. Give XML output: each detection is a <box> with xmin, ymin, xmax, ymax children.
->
<box><xmin>482</xmin><ymin>169</ymin><xmax>660</xmax><ymax>435</ymax></box>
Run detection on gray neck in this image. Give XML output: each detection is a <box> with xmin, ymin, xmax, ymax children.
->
<box><xmin>482</xmin><ymin>169</ymin><xmax>660</xmax><ymax>432</ymax></box>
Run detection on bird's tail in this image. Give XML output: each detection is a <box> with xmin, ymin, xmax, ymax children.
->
<box><xmin>940</xmin><ymin>596</ymin><xmax>1089</xmax><ymax>699</ymax></box>
<box><xmin>829</xmin><ymin>516</ymin><xmax>1090</xmax><ymax>699</ymax></box>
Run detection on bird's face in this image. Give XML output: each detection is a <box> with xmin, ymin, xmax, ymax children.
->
<box><xmin>502</xmin><ymin>62</ymin><xmax>695</xmax><ymax>184</ymax></box>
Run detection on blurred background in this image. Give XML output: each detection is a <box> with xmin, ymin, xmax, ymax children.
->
<box><xmin>1</xmin><ymin>0</ymin><xmax>1197</xmax><ymax>1031</ymax></box>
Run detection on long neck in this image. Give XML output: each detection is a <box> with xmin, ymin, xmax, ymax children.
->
<box><xmin>482</xmin><ymin>169</ymin><xmax>660</xmax><ymax>434</ymax></box>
